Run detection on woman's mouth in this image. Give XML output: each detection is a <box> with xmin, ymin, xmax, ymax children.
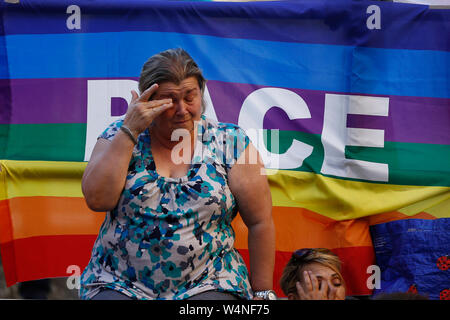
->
<box><xmin>174</xmin><ymin>119</ymin><xmax>190</xmax><ymax>124</ymax></box>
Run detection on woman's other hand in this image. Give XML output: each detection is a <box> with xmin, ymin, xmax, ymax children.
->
<box><xmin>296</xmin><ymin>271</ymin><xmax>338</xmax><ymax>300</ymax></box>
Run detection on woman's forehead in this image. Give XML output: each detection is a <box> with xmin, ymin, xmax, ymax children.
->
<box><xmin>300</xmin><ymin>262</ymin><xmax>339</xmax><ymax>278</ymax></box>
<box><xmin>156</xmin><ymin>77</ymin><xmax>199</xmax><ymax>95</ymax></box>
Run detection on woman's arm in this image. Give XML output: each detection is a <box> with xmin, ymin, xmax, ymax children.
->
<box><xmin>82</xmin><ymin>84</ymin><xmax>173</xmax><ymax>211</ymax></box>
<box><xmin>228</xmin><ymin>142</ymin><xmax>275</xmax><ymax>294</ymax></box>
<box><xmin>82</xmin><ymin>133</ymin><xmax>135</xmax><ymax>212</ymax></box>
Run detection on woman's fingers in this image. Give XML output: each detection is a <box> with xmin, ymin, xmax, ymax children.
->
<box><xmin>131</xmin><ymin>84</ymin><xmax>171</xmax><ymax>111</ymax></box>
<box><xmin>124</xmin><ymin>85</ymin><xmax>173</xmax><ymax>135</ymax></box>
<box><xmin>319</xmin><ymin>279</ymin><xmax>329</xmax><ymax>299</ymax></box>
<box><xmin>138</xmin><ymin>83</ymin><xmax>159</xmax><ymax>102</ymax></box>
<box><xmin>143</xmin><ymin>102</ymin><xmax>174</xmax><ymax>118</ymax></box>
<box><xmin>309</xmin><ymin>271</ymin><xmax>319</xmax><ymax>292</ymax></box>
<box><xmin>309</xmin><ymin>272</ymin><xmax>328</xmax><ymax>299</ymax></box>
<box><xmin>146</xmin><ymin>98</ymin><xmax>173</xmax><ymax>110</ymax></box>
<box><xmin>130</xmin><ymin>90</ymin><xmax>139</xmax><ymax>103</ymax></box>
<box><xmin>303</xmin><ymin>271</ymin><xmax>313</xmax><ymax>292</ymax></box>
<box><xmin>301</xmin><ymin>271</ymin><xmax>334</xmax><ymax>300</ymax></box>
<box><xmin>296</xmin><ymin>281</ymin><xmax>307</xmax><ymax>300</ymax></box>
<box><xmin>327</xmin><ymin>280</ymin><xmax>337</xmax><ymax>300</ymax></box>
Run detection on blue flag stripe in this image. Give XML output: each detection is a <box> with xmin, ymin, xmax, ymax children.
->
<box><xmin>3</xmin><ymin>31</ymin><xmax>449</xmax><ymax>99</ymax></box>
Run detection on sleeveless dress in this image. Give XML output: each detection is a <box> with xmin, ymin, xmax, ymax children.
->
<box><xmin>79</xmin><ymin>115</ymin><xmax>253</xmax><ymax>300</ymax></box>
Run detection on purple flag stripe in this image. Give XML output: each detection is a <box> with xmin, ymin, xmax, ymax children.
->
<box><xmin>207</xmin><ymin>81</ymin><xmax>450</xmax><ymax>146</ymax></box>
<box><xmin>1</xmin><ymin>78</ymin><xmax>448</xmax><ymax>145</ymax></box>
<box><xmin>0</xmin><ymin>78</ymin><xmax>89</xmax><ymax>124</ymax></box>
<box><xmin>0</xmin><ymin>78</ymin><xmax>137</xmax><ymax>124</ymax></box>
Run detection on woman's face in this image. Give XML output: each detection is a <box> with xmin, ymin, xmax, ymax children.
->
<box><xmin>290</xmin><ymin>262</ymin><xmax>346</xmax><ymax>300</ymax></box>
<box><xmin>150</xmin><ymin>76</ymin><xmax>202</xmax><ymax>138</ymax></box>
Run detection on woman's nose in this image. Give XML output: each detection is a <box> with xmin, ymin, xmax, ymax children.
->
<box><xmin>174</xmin><ymin>100</ymin><xmax>188</xmax><ymax>115</ymax></box>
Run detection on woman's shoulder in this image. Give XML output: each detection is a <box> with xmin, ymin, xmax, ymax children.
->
<box><xmin>98</xmin><ymin>117</ymin><xmax>125</xmax><ymax>140</ymax></box>
<box><xmin>200</xmin><ymin>116</ymin><xmax>250</xmax><ymax>168</ymax></box>
<box><xmin>201</xmin><ymin>115</ymin><xmax>246</xmax><ymax>135</ymax></box>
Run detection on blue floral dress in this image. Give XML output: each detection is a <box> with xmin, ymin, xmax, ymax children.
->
<box><xmin>79</xmin><ymin>115</ymin><xmax>252</xmax><ymax>300</ymax></box>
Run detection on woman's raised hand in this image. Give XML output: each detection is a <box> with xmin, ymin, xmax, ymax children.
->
<box><xmin>295</xmin><ymin>271</ymin><xmax>338</xmax><ymax>300</ymax></box>
<box><xmin>123</xmin><ymin>83</ymin><xmax>173</xmax><ymax>137</ymax></box>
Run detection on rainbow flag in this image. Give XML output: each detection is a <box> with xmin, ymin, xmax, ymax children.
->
<box><xmin>0</xmin><ymin>0</ymin><xmax>449</xmax><ymax>298</ymax></box>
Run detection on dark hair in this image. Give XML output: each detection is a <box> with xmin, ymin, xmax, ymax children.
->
<box><xmin>279</xmin><ymin>248</ymin><xmax>345</xmax><ymax>296</ymax></box>
<box><xmin>138</xmin><ymin>48</ymin><xmax>207</xmax><ymax>110</ymax></box>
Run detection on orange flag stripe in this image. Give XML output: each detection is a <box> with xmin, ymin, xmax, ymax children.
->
<box><xmin>2</xmin><ymin>196</ymin><xmax>373</xmax><ymax>251</ymax></box>
<box><xmin>232</xmin><ymin>206</ymin><xmax>374</xmax><ymax>251</ymax></box>
<box><xmin>0</xmin><ymin>197</ymin><xmax>104</xmax><ymax>243</ymax></box>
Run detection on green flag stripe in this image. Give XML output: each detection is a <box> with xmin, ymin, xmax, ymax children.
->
<box><xmin>1</xmin><ymin>124</ymin><xmax>448</xmax><ymax>186</ymax></box>
<box><xmin>0</xmin><ymin>123</ymin><xmax>86</xmax><ymax>162</ymax></box>
<box><xmin>265</xmin><ymin>130</ymin><xmax>450</xmax><ymax>187</ymax></box>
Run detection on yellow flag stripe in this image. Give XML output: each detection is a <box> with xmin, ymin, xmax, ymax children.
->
<box><xmin>1</xmin><ymin>160</ymin><xmax>448</xmax><ymax>221</ymax></box>
<box><xmin>266</xmin><ymin>169</ymin><xmax>449</xmax><ymax>220</ymax></box>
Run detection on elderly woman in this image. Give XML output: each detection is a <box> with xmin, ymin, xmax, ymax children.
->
<box><xmin>279</xmin><ymin>248</ymin><xmax>346</xmax><ymax>300</ymax></box>
<box><xmin>79</xmin><ymin>48</ymin><xmax>275</xmax><ymax>300</ymax></box>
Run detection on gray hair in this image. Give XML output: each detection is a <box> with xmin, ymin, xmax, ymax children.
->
<box><xmin>138</xmin><ymin>48</ymin><xmax>207</xmax><ymax>111</ymax></box>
